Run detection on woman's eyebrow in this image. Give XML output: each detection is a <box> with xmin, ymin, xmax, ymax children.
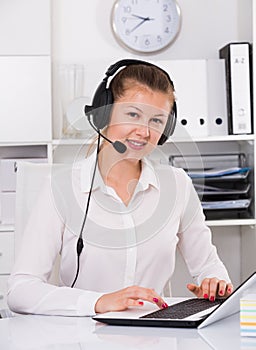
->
<box><xmin>153</xmin><ymin>113</ymin><xmax>168</xmax><ymax>118</ymax></box>
<box><xmin>126</xmin><ymin>105</ymin><xmax>168</xmax><ymax>118</ymax></box>
<box><xmin>125</xmin><ymin>105</ymin><xmax>143</xmax><ymax>113</ymax></box>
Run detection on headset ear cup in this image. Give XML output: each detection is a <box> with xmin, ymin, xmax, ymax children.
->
<box><xmin>91</xmin><ymin>81</ymin><xmax>114</xmax><ymax>129</ymax></box>
<box><xmin>158</xmin><ymin>102</ymin><xmax>177</xmax><ymax>145</ymax></box>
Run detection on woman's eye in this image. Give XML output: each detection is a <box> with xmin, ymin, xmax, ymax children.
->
<box><xmin>151</xmin><ymin>118</ymin><xmax>163</xmax><ymax>125</ymax></box>
<box><xmin>128</xmin><ymin>112</ymin><xmax>139</xmax><ymax>118</ymax></box>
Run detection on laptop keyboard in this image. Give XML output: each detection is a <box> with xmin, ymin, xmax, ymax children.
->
<box><xmin>140</xmin><ymin>298</ymin><xmax>224</xmax><ymax>319</ymax></box>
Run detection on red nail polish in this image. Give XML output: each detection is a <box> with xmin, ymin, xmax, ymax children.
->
<box><xmin>210</xmin><ymin>296</ymin><xmax>215</xmax><ymax>302</ymax></box>
<box><xmin>219</xmin><ymin>290</ymin><xmax>224</xmax><ymax>295</ymax></box>
<box><xmin>153</xmin><ymin>298</ymin><xmax>159</xmax><ymax>303</ymax></box>
<box><xmin>203</xmin><ymin>294</ymin><xmax>208</xmax><ymax>299</ymax></box>
<box><xmin>228</xmin><ymin>288</ymin><xmax>232</xmax><ymax>293</ymax></box>
<box><xmin>162</xmin><ymin>303</ymin><xmax>168</xmax><ymax>309</ymax></box>
<box><xmin>139</xmin><ymin>301</ymin><xmax>144</xmax><ymax>306</ymax></box>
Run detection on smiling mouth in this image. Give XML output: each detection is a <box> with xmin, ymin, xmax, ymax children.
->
<box><xmin>127</xmin><ymin>139</ymin><xmax>147</xmax><ymax>149</ymax></box>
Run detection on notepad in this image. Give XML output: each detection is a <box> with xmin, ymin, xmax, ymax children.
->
<box><xmin>240</xmin><ymin>294</ymin><xmax>256</xmax><ymax>337</ymax></box>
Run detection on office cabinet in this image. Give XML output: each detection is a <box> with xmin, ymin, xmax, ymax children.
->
<box><xmin>0</xmin><ymin>56</ymin><xmax>52</xmax><ymax>143</ymax></box>
<box><xmin>0</xmin><ymin>232</ymin><xmax>14</xmax><ymax>274</ymax></box>
<box><xmin>0</xmin><ymin>0</ymin><xmax>50</xmax><ymax>55</ymax></box>
<box><xmin>0</xmin><ymin>145</ymin><xmax>50</xmax><ymax>308</ymax></box>
<box><xmin>0</xmin><ymin>231</ymin><xmax>14</xmax><ymax>309</ymax></box>
<box><xmin>0</xmin><ymin>0</ymin><xmax>52</xmax><ymax>308</ymax></box>
<box><xmin>0</xmin><ymin>276</ymin><xmax>9</xmax><ymax>309</ymax></box>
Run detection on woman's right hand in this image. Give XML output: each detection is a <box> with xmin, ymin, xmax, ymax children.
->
<box><xmin>94</xmin><ymin>285</ymin><xmax>168</xmax><ymax>314</ymax></box>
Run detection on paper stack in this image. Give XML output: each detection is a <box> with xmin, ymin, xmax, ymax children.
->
<box><xmin>240</xmin><ymin>294</ymin><xmax>256</xmax><ymax>337</ymax></box>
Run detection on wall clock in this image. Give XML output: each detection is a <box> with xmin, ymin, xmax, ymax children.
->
<box><xmin>111</xmin><ymin>0</ymin><xmax>181</xmax><ymax>54</ymax></box>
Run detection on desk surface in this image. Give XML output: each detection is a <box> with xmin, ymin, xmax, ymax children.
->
<box><xmin>0</xmin><ymin>310</ymin><xmax>255</xmax><ymax>350</ymax></box>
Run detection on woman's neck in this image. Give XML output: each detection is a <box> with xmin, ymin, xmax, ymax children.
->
<box><xmin>98</xmin><ymin>144</ymin><xmax>142</xmax><ymax>205</ymax></box>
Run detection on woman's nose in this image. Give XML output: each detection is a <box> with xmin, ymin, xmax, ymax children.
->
<box><xmin>135</xmin><ymin>122</ymin><xmax>150</xmax><ymax>138</ymax></box>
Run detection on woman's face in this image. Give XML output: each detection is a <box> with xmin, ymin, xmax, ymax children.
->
<box><xmin>106</xmin><ymin>86</ymin><xmax>173</xmax><ymax>157</ymax></box>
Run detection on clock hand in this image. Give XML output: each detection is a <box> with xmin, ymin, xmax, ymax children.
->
<box><xmin>129</xmin><ymin>16</ymin><xmax>155</xmax><ymax>33</ymax></box>
<box><xmin>132</xmin><ymin>14</ymin><xmax>149</xmax><ymax>20</ymax></box>
<box><xmin>132</xmin><ymin>14</ymin><xmax>155</xmax><ymax>21</ymax></box>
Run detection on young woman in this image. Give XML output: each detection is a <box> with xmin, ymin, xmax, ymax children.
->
<box><xmin>7</xmin><ymin>60</ymin><xmax>233</xmax><ymax>316</ymax></box>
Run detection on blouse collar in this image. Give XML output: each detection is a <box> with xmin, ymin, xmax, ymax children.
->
<box><xmin>80</xmin><ymin>151</ymin><xmax>159</xmax><ymax>193</ymax></box>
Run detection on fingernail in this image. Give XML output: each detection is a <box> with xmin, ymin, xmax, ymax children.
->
<box><xmin>228</xmin><ymin>288</ymin><xmax>232</xmax><ymax>293</ymax></box>
<box><xmin>153</xmin><ymin>298</ymin><xmax>159</xmax><ymax>303</ymax></box>
<box><xmin>219</xmin><ymin>290</ymin><xmax>224</xmax><ymax>295</ymax></box>
<box><xmin>139</xmin><ymin>301</ymin><xmax>144</xmax><ymax>306</ymax></box>
<box><xmin>162</xmin><ymin>303</ymin><xmax>168</xmax><ymax>309</ymax></box>
<box><xmin>203</xmin><ymin>294</ymin><xmax>208</xmax><ymax>299</ymax></box>
<box><xmin>210</xmin><ymin>296</ymin><xmax>215</xmax><ymax>302</ymax></box>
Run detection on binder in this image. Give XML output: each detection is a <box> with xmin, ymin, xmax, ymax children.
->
<box><xmin>156</xmin><ymin>59</ymin><xmax>230</xmax><ymax>138</ymax></box>
<box><xmin>219</xmin><ymin>42</ymin><xmax>253</xmax><ymax>134</ymax></box>
<box><xmin>156</xmin><ymin>59</ymin><xmax>209</xmax><ymax>137</ymax></box>
<box><xmin>206</xmin><ymin>59</ymin><xmax>228</xmax><ymax>136</ymax></box>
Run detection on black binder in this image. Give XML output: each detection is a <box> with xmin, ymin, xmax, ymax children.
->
<box><xmin>219</xmin><ymin>42</ymin><xmax>253</xmax><ymax>134</ymax></box>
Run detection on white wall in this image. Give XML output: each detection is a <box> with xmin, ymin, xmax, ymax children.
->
<box><xmin>51</xmin><ymin>0</ymin><xmax>252</xmax><ymax>61</ymax></box>
<box><xmin>51</xmin><ymin>0</ymin><xmax>252</xmax><ymax>99</ymax></box>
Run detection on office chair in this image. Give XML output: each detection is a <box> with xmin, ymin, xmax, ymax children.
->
<box><xmin>14</xmin><ymin>161</ymin><xmax>60</xmax><ymax>285</ymax></box>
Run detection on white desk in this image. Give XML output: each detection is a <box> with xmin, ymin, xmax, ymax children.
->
<box><xmin>0</xmin><ymin>311</ymin><xmax>255</xmax><ymax>350</ymax></box>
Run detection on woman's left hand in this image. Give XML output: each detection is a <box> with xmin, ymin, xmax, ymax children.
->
<box><xmin>187</xmin><ymin>278</ymin><xmax>233</xmax><ymax>301</ymax></box>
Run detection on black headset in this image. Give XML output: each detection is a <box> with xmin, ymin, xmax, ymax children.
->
<box><xmin>85</xmin><ymin>59</ymin><xmax>177</xmax><ymax>145</ymax></box>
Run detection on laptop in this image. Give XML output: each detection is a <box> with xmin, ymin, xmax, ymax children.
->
<box><xmin>93</xmin><ymin>271</ymin><xmax>256</xmax><ymax>329</ymax></box>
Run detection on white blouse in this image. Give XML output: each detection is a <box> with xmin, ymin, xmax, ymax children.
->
<box><xmin>7</xmin><ymin>152</ymin><xmax>230</xmax><ymax>316</ymax></box>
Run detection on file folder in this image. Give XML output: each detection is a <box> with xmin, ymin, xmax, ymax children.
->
<box><xmin>219</xmin><ymin>42</ymin><xmax>253</xmax><ymax>134</ymax></box>
<box><xmin>187</xmin><ymin>167</ymin><xmax>250</xmax><ymax>179</ymax></box>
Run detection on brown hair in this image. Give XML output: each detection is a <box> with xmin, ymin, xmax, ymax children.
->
<box><xmin>109</xmin><ymin>64</ymin><xmax>175</xmax><ymax>105</ymax></box>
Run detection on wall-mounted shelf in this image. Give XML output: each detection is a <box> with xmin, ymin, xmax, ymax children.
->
<box><xmin>206</xmin><ymin>219</ymin><xmax>256</xmax><ymax>227</ymax></box>
<box><xmin>171</xmin><ymin>134</ymin><xmax>255</xmax><ymax>143</ymax></box>
<box><xmin>53</xmin><ymin>134</ymin><xmax>255</xmax><ymax>146</ymax></box>
<box><xmin>0</xmin><ymin>225</ymin><xmax>14</xmax><ymax>232</ymax></box>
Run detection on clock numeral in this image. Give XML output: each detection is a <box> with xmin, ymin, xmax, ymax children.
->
<box><xmin>121</xmin><ymin>17</ymin><xmax>128</xmax><ymax>24</ymax></box>
<box><xmin>163</xmin><ymin>4</ymin><xmax>168</xmax><ymax>12</ymax></box>
<box><xmin>145</xmin><ymin>38</ymin><xmax>151</xmax><ymax>46</ymax></box>
<box><xmin>123</xmin><ymin>5</ymin><xmax>132</xmax><ymax>13</ymax></box>
<box><xmin>157</xmin><ymin>35</ymin><xmax>162</xmax><ymax>43</ymax></box>
<box><xmin>131</xmin><ymin>0</ymin><xmax>138</xmax><ymax>4</ymax></box>
<box><xmin>166</xmin><ymin>14</ymin><xmax>172</xmax><ymax>22</ymax></box>
<box><xmin>125</xmin><ymin>29</ymin><xmax>131</xmax><ymax>35</ymax></box>
<box><xmin>134</xmin><ymin>36</ymin><xmax>138</xmax><ymax>43</ymax></box>
<box><xmin>165</xmin><ymin>27</ymin><xmax>170</xmax><ymax>34</ymax></box>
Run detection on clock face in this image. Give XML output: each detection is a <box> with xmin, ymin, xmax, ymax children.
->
<box><xmin>111</xmin><ymin>0</ymin><xmax>181</xmax><ymax>54</ymax></box>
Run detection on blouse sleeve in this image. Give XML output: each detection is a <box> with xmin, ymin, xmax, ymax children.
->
<box><xmin>176</xmin><ymin>170</ymin><xmax>231</xmax><ymax>285</ymax></box>
<box><xmin>7</xmin><ymin>177</ymin><xmax>103</xmax><ymax>316</ymax></box>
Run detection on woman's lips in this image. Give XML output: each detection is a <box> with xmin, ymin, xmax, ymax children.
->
<box><xmin>126</xmin><ymin>139</ymin><xmax>147</xmax><ymax>150</ymax></box>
